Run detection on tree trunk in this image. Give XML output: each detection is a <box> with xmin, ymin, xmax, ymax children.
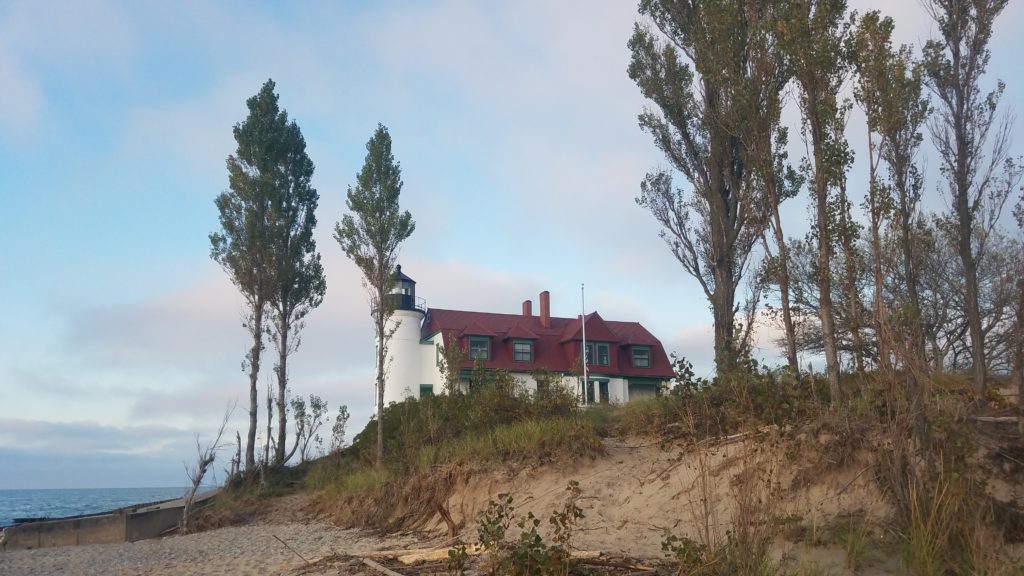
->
<box><xmin>957</xmin><ymin>197</ymin><xmax>987</xmax><ymax>396</ymax></box>
<box><xmin>265</xmin><ymin>383</ymin><xmax>272</xmax><ymax>466</ymax></box>
<box><xmin>869</xmin><ymin>217</ymin><xmax>887</xmax><ymax>369</ymax></box>
<box><xmin>245</xmin><ymin>300</ymin><xmax>264</xmax><ymax>471</ymax></box>
<box><xmin>866</xmin><ymin>130</ymin><xmax>891</xmax><ymax>371</ymax></box>
<box><xmin>818</xmin><ymin>208</ymin><xmax>841</xmax><ymax>401</ymax></box>
<box><xmin>809</xmin><ymin>113</ymin><xmax>841</xmax><ymax>402</ymax></box>
<box><xmin>896</xmin><ymin>182</ymin><xmax>929</xmax><ymax>442</ymax></box>
<box><xmin>706</xmin><ymin>98</ymin><xmax>742</xmax><ymax>376</ymax></box>
<box><xmin>1015</xmin><ymin>276</ymin><xmax>1023</xmax><ymax>437</ymax></box>
<box><xmin>275</xmin><ymin>318</ymin><xmax>288</xmax><ymax>465</ymax></box>
<box><xmin>767</xmin><ymin>178</ymin><xmax>799</xmax><ymax>372</ymax></box>
<box><xmin>712</xmin><ymin>267</ymin><xmax>737</xmax><ymax>375</ymax></box>
<box><xmin>376</xmin><ymin>288</ymin><xmax>387</xmax><ymax>467</ymax></box>
<box><xmin>838</xmin><ymin>182</ymin><xmax>865</xmax><ymax>373</ymax></box>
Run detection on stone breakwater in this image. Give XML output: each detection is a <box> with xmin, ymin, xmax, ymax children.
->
<box><xmin>0</xmin><ymin>522</ymin><xmax>427</xmax><ymax>576</ymax></box>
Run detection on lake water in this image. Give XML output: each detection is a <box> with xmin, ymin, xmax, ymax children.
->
<box><xmin>0</xmin><ymin>487</ymin><xmax>187</xmax><ymax>528</ymax></box>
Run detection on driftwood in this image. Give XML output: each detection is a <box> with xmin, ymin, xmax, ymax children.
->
<box><xmin>362</xmin><ymin>558</ymin><xmax>406</xmax><ymax>576</ymax></box>
<box><xmin>576</xmin><ymin>557</ymin><xmax>656</xmax><ymax>571</ymax></box>
<box><xmin>363</xmin><ymin>545</ymin><xmax>600</xmax><ymax>565</ymax></box>
<box><xmin>970</xmin><ymin>416</ymin><xmax>1019</xmax><ymax>423</ymax></box>
<box><xmin>273</xmin><ymin>534</ymin><xmax>311</xmax><ymax>566</ymax></box>
<box><xmin>361</xmin><ymin>545</ymin><xmax>474</xmax><ymax>559</ymax></box>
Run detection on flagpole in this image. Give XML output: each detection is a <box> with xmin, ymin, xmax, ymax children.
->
<box><xmin>581</xmin><ymin>283</ymin><xmax>588</xmax><ymax>404</ymax></box>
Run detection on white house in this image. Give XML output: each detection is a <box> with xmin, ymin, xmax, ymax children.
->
<box><xmin>380</xmin><ymin>266</ymin><xmax>674</xmax><ymax>406</ymax></box>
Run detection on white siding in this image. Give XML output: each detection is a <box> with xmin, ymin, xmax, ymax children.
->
<box><xmin>381</xmin><ymin>309</ymin><xmax>426</xmax><ymax>406</ymax></box>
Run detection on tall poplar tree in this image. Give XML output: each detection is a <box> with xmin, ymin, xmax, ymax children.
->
<box><xmin>735</xmin><ymin>1</ymin><xmax>801</xmax><ymax>372</ymax></box>
<box><xmin>853</xmin><ymin>12</ymin><xmax>931</xmax><ymax>436</ymax></box>
<box><xmin>779</xmin><ymin>0</ymin><xmax>854</xmax><ymax>401</ymax></box>
<box><xmin>262</xmin><ymin>90</ymin><xmax>326</xmax><ymax>467</ymax></box>
<box><xmin>211</xmin><ymin>80</ymin><xmax>283</xmax><ymax>470</ymax></box>
<box><xmin>629</xmin><ymin>0</ymin><xmax>772</xmax><ymax>374</ymax></box>
<box><xmin>335</xmin><ymin>124</ymin><xmax>415</xmax><ymax>465</ymax></box>
<box><xmin>922</xmin><ymin>0</ymin><xmax>1021</xmax><ymax>396</ymax></box>
<box><xmin>851</xmin><ymin>12</ymin><xmax>898</xmax><ymax>370</ymax></box>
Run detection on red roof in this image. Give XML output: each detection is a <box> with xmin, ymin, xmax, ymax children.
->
<box><xmin>422</xmin><ymin>308</ymin><xmax>673</xmax><ymax>379</ymax></box>
<box><xmin>460</xmin><ymin>321</ymin><xmax>497</xmax><ymax>338</ymax></box>
<box><xmin>504</xmin><ymin>322</ymin><xmax>540</xmax><ymax>340</ymax></box>
<box><xmin>559</xmin><ymin>312</ymin><xmax>619</xmax><ymax>343</ymax></box>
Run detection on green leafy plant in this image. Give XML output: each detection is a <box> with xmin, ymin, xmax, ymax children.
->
<box><xmin>473</xmin><ymin>483</ymin><xmax>585</xmax><ymax>576</ymax></box>
<box><xmin>549</xmin><ymin>480</ymin><xmax>584</xmax><ymax>550</ymax></box>
<box><xmin>478</xmin><ymin>492</ymin><xmax>515</xmax><ymax>554</ymax></box>
<box><xmin>661</xmin><ymin>530</ymin><xmax>710</xmax><ymax>574</ymax></box>
<box><xmin>446</xmin><ymin>543</ymin><xmax>468</xmax><ymax>576</ymax></box>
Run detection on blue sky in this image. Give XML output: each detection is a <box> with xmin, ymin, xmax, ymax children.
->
<box><xmin>1</xmin><ymin>0</ymin><xmax>1021</xmax><ymax>489</ymax></box>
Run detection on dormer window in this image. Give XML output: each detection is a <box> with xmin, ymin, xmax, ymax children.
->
<box><xmin>468</xmin><ymin>336</ymin><xmax>490</xmax><ymax>360</ymax></box>
<box><xmin>585</xmin><ymin>342</ymin><xmax>610</xmax><ymax>367</ymax></box>
<box><xmin>513</xmin><ymin>340</ymin><xmax>532</xmax><ymax>363</ymax></box>
<box><xmin>632</xmin><ymin>346</ymin><xmax>651</xmax><ymax>368</ymax></box>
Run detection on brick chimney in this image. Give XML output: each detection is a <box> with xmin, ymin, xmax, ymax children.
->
<box><xmin>522</xmin><ymin>299</ymin><xmax>532</xmax><ymax>317</ymax></box>
<box><xmin>539</xmin><ymin>291</ymin><xmax>550</xmax><ymax>328</ymax></box>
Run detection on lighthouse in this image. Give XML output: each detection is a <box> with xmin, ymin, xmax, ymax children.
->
<box><xmin>381</xmin><ymin>265</ymin><xmax>426</xmax><ymax>406</ymax></box>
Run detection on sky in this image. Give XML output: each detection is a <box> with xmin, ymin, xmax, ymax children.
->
<box><xmin>1</xmin><ymin>0</ymin><xmax>1021</xmax><ymax>489</ymax></box>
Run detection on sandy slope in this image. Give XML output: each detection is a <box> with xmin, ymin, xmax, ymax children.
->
<box><xmin>443</xmin><ymin>435</ymin><xmax>889</xmax><ymax>558</ymax></box>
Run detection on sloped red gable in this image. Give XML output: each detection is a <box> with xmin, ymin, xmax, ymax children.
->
<box><xmin>422</xmin><ymin>308</ymin><xmax>674</xmax><ymax>379</ymax></box>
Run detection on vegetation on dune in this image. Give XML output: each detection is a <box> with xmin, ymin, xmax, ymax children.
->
<box><xmin>195</xmin><ymin>354</ymin><xmax>1024</xmax><ymax>573</ymax></box>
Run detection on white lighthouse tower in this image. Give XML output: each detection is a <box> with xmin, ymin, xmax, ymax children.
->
<box><xmin>380</xmin><ymin>265</ymin><xmax>426</xmax><ymax>406</ymax></box>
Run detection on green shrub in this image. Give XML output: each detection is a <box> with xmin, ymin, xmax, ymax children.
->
<box><xmin>348</xmin><ymin>374</ymin><xmax>583</xmax><ymax>472</ymax></box>
<box><xmin>475</xmin><ymin>483</ymin><xmax>583</xmax><ymax>576</ymax></box>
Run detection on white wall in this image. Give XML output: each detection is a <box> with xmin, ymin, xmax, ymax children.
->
<box><xmin>418</xmin><ymin>336</ymin><xmax>444</xmax><ymax>396</ymax></box>
<box><xmin>381</xmin><ymin>309</ymin><xmax>426</xmax><ymax>406</ymax></box>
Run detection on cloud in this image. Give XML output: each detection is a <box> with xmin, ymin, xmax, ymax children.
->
<box><xmin>664</xmin><ymin>324</ymin><xmax>716</xmax><ymax>377</ymax></box>
<box><xmin>0</xmin><ymin>53</ymin><xmax>41</xmax><ymax>137</ymax></box>
<box><xmin>0</xmin><ymin>0</ymin><xmax>140</xmax><ymax>140</ymax></box>
<box><xmin>62</xmin><ymin>270</ymin><xmax>247</xmax><ymax>375</ymax></box>
<box><xmin>116</xmin><ymin>78</ymin><xmax>248</xmax><ymax>187</ymax></box>
<box><xmin>0</xmin><ymin>418</ymin><xmax>190</xmax><ymax>455</ymax></box>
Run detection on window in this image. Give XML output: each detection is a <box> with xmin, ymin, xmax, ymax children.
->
<box><xmin>585</xmin><ymin>342</ymin><xmax>610</xmax><ymax>366</ymax></box>
<box><xmin>513</xmin><ymin>340</ymin><xmax>532</xmax><ymax>363</ymax></box>
<box><xmin>468</xmin><ymin>336</ymin><xmax>490</xmax><ymax>360</ymax></box>
<box><xmin>632</xmin><ymin>346</ymin><xmax>651</xmax><ymax>368</ymax></box>
<box><xmin>420</xmin><ymin>384</ymin><xmax>434</xmax><ymax>396</ymax></box>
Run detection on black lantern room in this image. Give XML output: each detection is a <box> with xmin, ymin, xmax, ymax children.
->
<box><xmin>389</xmin><ymin>264</ymin><xmax>418</xmax><ymax>311</ymax></box>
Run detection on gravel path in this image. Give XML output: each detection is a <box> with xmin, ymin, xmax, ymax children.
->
<box><xmin>0</xmin><ymin>522</ymin><xmax>428</xmax><ymax>576</ymax></box>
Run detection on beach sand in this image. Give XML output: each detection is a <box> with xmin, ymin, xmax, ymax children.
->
<box><xmin>0</xmin><ymin>521</ymin><xmax>431</xmax><ymax>576</ymax></box>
